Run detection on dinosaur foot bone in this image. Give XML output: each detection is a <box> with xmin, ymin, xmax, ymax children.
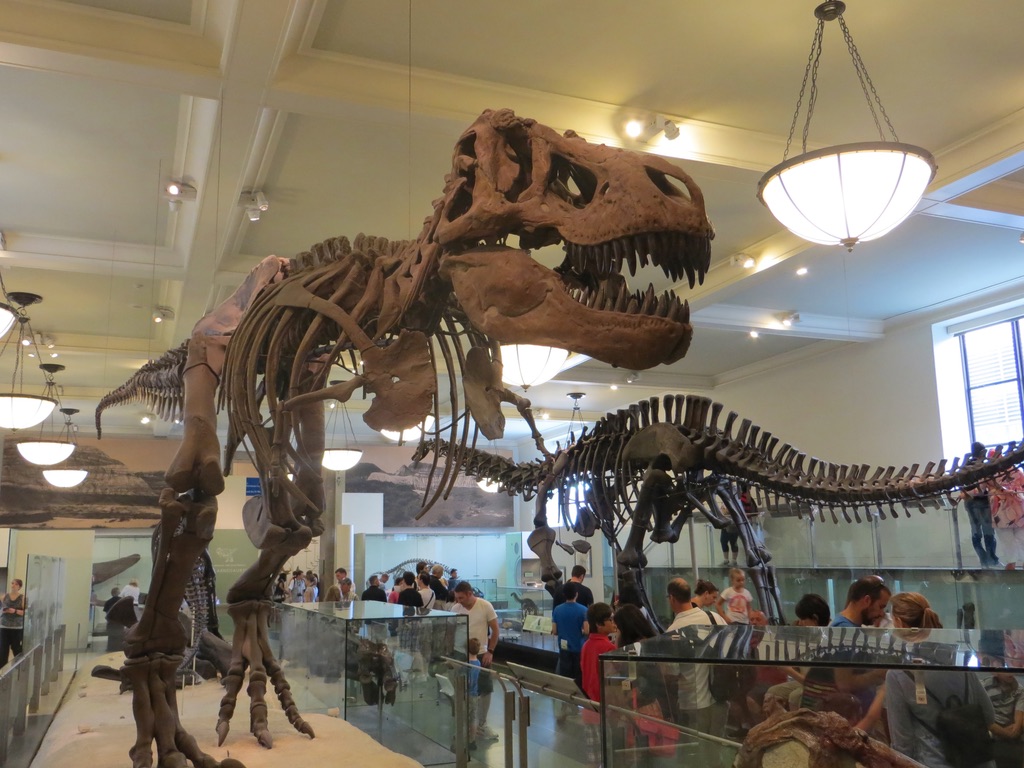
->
<box><xmin>216</xmin><ymin>599</ymin><xmax>314</xmax><ymax>749</ymax></box>
<box><xmin>124</xmin><ymin>653</ymin><xmax>245</xmax><ymax>768</ymax></box>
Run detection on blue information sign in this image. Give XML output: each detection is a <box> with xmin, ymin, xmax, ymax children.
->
<box><xmin>245</xmin><ymin>477</ymin><xmax>262</xmax><ymax>497</ymax></box>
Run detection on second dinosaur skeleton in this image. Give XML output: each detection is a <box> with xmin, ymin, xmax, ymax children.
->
<box><xmin>418</xmin><ymin>393</ymin><xmax>1024</xmax><ymax>624</ymax></box>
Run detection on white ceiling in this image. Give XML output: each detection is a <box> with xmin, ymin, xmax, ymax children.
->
<box><xmin>1</xmin><ymin>0</ymin><xmax>1024</xmax><ymax>452</ymax></box>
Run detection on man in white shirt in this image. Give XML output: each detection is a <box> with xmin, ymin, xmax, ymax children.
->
<box><xmin>452</xmin><ymin>581</ymin><xmax>500</xmax><ymax>740</ymax></box>
<box><xmin>664</xmin><ymin>578</ymin><xmax>716</xmax><ymax>737</ymax></box>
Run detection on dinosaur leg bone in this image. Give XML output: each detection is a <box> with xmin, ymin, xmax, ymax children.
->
<box><xmin>166</xmin><ymin>338</ymin><xmax>228</xmax><ymax>495</ymax></box>
<box><xmin>123</xmin><ymin>489</ymin><xmax>224</xmax><ymax>768</ymax></box>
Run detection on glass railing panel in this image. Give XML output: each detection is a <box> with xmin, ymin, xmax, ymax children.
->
<box><xmin>271</xmin><ymin>600</ymin><xmax>468</xmax><ymax>764</ymax></box>
<box><xmin>600</xmin><ymin>624</ymin><xmax>1020</xmax><ymax>768</ymax></box>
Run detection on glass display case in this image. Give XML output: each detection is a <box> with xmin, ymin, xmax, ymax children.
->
<box><xmin>597</xmin><ymin>624</ymin><xmax>1022</xmax><ymax>768</ymax></box>
<box><xmin>271</xmin><ymin>600</ymin><xmax>468</xmax><ymax>763</ymax></box>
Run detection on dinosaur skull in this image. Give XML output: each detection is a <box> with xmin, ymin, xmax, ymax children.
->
<box><xmin>435</xmin><ymin>109</ymin><xmax>714</xmax><ymax>368</ymax></box>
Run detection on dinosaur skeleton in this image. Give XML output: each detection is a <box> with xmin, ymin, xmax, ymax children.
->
<box><xmin>97</xmin><ymin>108</ymin><xmax>714</xmax><ymax>768</ymax></box>
<box><xmin>418</xmin><ymin>393</ymin><xmax>1024</xmax><ymax>625</ymax></box>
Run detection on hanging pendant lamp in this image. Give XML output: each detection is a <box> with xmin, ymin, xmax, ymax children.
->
<box><xmin>0</xmin><ymin>292</ymin><xmax>58</xmax><ymax>429</ymax></box>
<box><xmin>18</xmin><ymin>404</ymin><xmax>78</xmax><ymax>466</ymax></box>
<box><xmin>321</xmin><ymin>395</ymin><xmax>363</xmax><ymax>471</ymax></box>
<box><xmin>757</xmin><ymin>2</ymin><xmax>936</xmax><ymax>250</ymax></box>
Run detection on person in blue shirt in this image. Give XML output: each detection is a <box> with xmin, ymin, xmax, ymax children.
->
<box><xmin>551</xmin><ymin>581</ymin><xmax>589</xmax><ymax>694</ymax></box>
<box><xmin>831</xmin><ymin>576</ymin><xmax>891</xmax><ymax>628</ymax></box>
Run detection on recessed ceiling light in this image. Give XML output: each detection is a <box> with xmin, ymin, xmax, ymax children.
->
<box><xmin>140</xmin><ymin>415</ymin><xmax>151</xmax><ymax>425</ymax></box>
<box><xmin>750</xmin><ymin>330</ymin><xmax>759</xmax><ymax>338</ymax></box>
<box><xmin>610</xmin><ymin>384</ymin><xmax>618</xmax><ymax>391</ymax></box>
<box><xmin>796</xmin><ymin>267</ymin><xmax>809</xmax><ymax>276</ymax></box>
<box><xmin>540</xmin><ymin>411</ymin><xmax>550</xmax><ymax>420</ymax></box>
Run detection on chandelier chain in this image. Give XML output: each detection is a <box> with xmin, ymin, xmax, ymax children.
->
<box><xmin>838</xmin><ymin>16</ymin><xmax>899</xmax><ymax>142</ymax></box>
<box><xmin>784</xmin><ymin>19</ymin><xmax>825</xmax><ymax>160</ymax></box>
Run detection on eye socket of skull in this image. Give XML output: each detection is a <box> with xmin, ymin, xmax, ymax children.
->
<box><xmin>645</xmin><ymin>168</ymin><xmax>694</xmax><ymax>202</ymax></box>
<box><xmin>549</xmin><ymin>154</ymin><xmax>599</xmax><ymax>208</ymax></box>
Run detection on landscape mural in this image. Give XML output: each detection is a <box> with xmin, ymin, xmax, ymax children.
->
<box><xmin>0</xmin><ymin>437</ymin><xmax>177</xmax><ymax>528</ymax></box>
<box><xmin>342</xmin><ymin>444</ymin><xmax>515</xmax><ymax>529</ymax></box>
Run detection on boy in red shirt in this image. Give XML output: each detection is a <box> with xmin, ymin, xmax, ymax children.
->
<box><xmin>580</xmin><ymin>602</ymin><xmax>617</xmax><ymax>766</ymax></box>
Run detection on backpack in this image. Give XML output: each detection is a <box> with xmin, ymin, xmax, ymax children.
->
<box><xmin>906</xmin><ymin>674</ymin><xmax>993</xmax><ymax>768</ymax></box>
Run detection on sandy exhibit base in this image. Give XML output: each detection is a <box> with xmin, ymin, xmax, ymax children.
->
<box><xmin>33</xmin><ymin>654</ymin><xmax>424</xmax><ymax>768</ymax></box>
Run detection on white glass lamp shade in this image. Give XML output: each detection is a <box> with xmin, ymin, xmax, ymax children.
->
<box><xmin>380</xmin><ymin>415</ymin><xmax>435</xmax><ymax>443</ymax></box>
<box><xmin>477</xmin><ymin>478</ymin><xmax>500</xmax><ymax>493</ymax></box>
<box><xmin>500</xmin><ymin>344</ymin><xmax>570</xmax><ymax>388</ymax></box>
<box><xmin>43</xmin><ymin>469</ymin><xmax>88</xmax><ymax>488</ymax></box>
<box><xmin>322</xmin><ymin>448</ymin><xmax>362</xmax><ymax>471</ymax></box>
<box><xmin>0</xmin><ymin>394</ymin><xmax>57</xmax><ymax>429</ymax></box>
<box><xmin>757</xmin><ymin>142</ymin><xmax>937</xmax><ymax>249</ymax></box>
<box><xmin>17</xmin><ymin>440</ymin><xmax>75</xmax><ymax>465</ymax></box>
<box><xmin>0</xmin><ymin>305</ymin><xmax>16</xmax><ymax>338</ymax></box>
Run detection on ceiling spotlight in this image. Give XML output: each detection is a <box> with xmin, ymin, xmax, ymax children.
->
<box><xmin>778</xmin><ymin>311</ymin><xmax>801</xmax><ymax>327</ymax></box>
<box><xmin>240</xmin><ymin>191</ymin><xmax>270</xmax><ymax>223</ymax></box>
<box><xmin>731</xmin><ymin>254</ymin><xmax>757</xmax><ymax>269</ymax></box>
<box><xmin>610</xmin><ymin>384</ymin><xmax>618</xmax><ymax>391</ymax></box>
<box><xmin>1019</xmin><ymin>232</ymin><xmax>1024</xmax><ymax>245</ymax></box>
<box><xmin>750</xmin><ymin>330</ymin><xmax>760</xmax><ymax>338</ymax></box>
<box><xmin>163</xmin><ymin>181</ymin><xmax>197</xmax><ymax>201</ymax></box>
<box><xmin>796</xmin><ymin>267</ymin><xmax>809</xmax><ymax>276</ymax></box>
<box><xmin>140</xmin><ymin>414</ymin><xmax>152</xmax><ymax>425</ymax></box>
<box><xmin>39</xmin><ymin>334</ymin><xmax>55</xmax><ymax>349</ymax></box>
<box><xmin>624</xmin><ymin>371</ymin><xmax>641</xmax><ymax>384</ymax></box>
<box><xmin>152</xmin><ymin>306</ymin><xmax>174</xmax><ymax>324</ymax></box>
<box><xmin>625</xmin><ymin>115</ymin><xmax>680</xmax><ymax>144</ymax></box>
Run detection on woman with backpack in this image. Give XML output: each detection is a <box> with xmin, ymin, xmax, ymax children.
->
<box><xmin>885</xmin><ymin>593</ymin><xmax>995</xmax><ymax>768</ymax></box>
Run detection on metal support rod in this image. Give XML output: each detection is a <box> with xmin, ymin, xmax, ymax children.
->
<box><xmin>951</xmin><ymin>504</ymin><xmax>964</xmax><ymax>570</ymax></box>
<box><xmin>504</xmin><ymin>687</ymin><xmax>516</xmax><ymax>768</ymax></box>
<box><xmin>453</xmin><ymin>671</ymin><xmax>468</xmax><ymax>768</ymax></box>
<box><xmin>688</xmin><ymin>517</ymin><xmax>699</xmax><ymax>581</ymax></box>
<box><xmin>29</xmin><ymin>645</ymin><xmax>42</xmax><ymax>713</ymax></box>
<box><xmin>517</xmin><ymin>689</ymin><xmax>530</xmax><ymax>768</ymax></box>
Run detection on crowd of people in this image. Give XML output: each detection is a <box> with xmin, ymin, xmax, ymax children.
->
<box><xmin>551</xmin><ymin>571</ymin><xmax>1021</xmax><ymax>768</ymax></box>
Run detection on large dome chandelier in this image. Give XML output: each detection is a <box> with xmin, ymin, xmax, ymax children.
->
<box><xmin>500</xmin><ymin>344</ymin><xmax>569</xmax><ymax>389</ymax></box>
<box><xmin>0</xmin><ymin>292</ymin><xmax>58</xmax><ymax>430</ymax></box>
<box><xmin>757</xmin><ymin>1</ymin><xmax>936</xmax><ymax>250</ymax></box>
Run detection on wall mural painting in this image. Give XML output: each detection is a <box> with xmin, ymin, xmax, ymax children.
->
<box><xmin>0</xmin><ymin>437</ymin><xmax>175</xmax><ymax>528</ymax></box>
<box><xmin>342</xmin><ymin>445</ymin><xmax>514</xmax><ymax>529</ymax></box>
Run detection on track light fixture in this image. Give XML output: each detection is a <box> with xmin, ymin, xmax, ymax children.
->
<box><xmin>163</xmin><ymin>181</ymin><xmax>197</xmax><ymax>201</ymax></box>
<box><xmin>778</xmin><ymin>311</ymin><xmax>801</xmax><ymax>328</ymax></box>
<box><xmin>241</xmin><ymin>191</ymin><xmax>270</xmax><ymax>222</ymax></box>
<box><xmin>625</xmin><ymin>115</ymin><xmax>681</xmax><ymax>144</ymax></box>
<box><xmin>152</xmin><ymin>306</ymin><xmax>174</xmax><ymax>324</ymax></box>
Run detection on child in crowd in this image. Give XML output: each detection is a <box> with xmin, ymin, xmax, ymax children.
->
<box><xmin>467</xmin><ymin>638</ymin><xmax>482</xmax><ymax>751</ymax></box>
<box><xmin>580</xmin><ymin>603</ymin><xmax>617</xmax><ymax>767</ymax></box>
<box><xmin>717</xmin><ymin>568</ymin><xmax>753</xmax><ymax>624</ymax></box>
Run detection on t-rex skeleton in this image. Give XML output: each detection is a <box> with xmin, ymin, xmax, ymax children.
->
<box><xmin>418</xmin><ymin>393</ymin><xmax>1024</xmax><ymax>625</ymax></box>
<box><xmin>97</xmin><ymin>108</ymin><xmax>714</xmax><ymax>768</ymax></box>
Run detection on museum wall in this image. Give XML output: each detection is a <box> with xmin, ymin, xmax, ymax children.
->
<box><xmin>713</xmin><ymin>321</ymin><xmax>943</xmax><ymax>467</ymax></box>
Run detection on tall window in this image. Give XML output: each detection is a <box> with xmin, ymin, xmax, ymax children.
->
<box><xmin>960</xmin><ymin>319</ymin><xmax>1024</xmax><ymax>445</ymax></box>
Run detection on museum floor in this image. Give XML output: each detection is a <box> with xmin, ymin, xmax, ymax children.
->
<box><xmin>15</xmin><ymin>648</ymin><xmax>591</xmax><ymax>768</ymax></box>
